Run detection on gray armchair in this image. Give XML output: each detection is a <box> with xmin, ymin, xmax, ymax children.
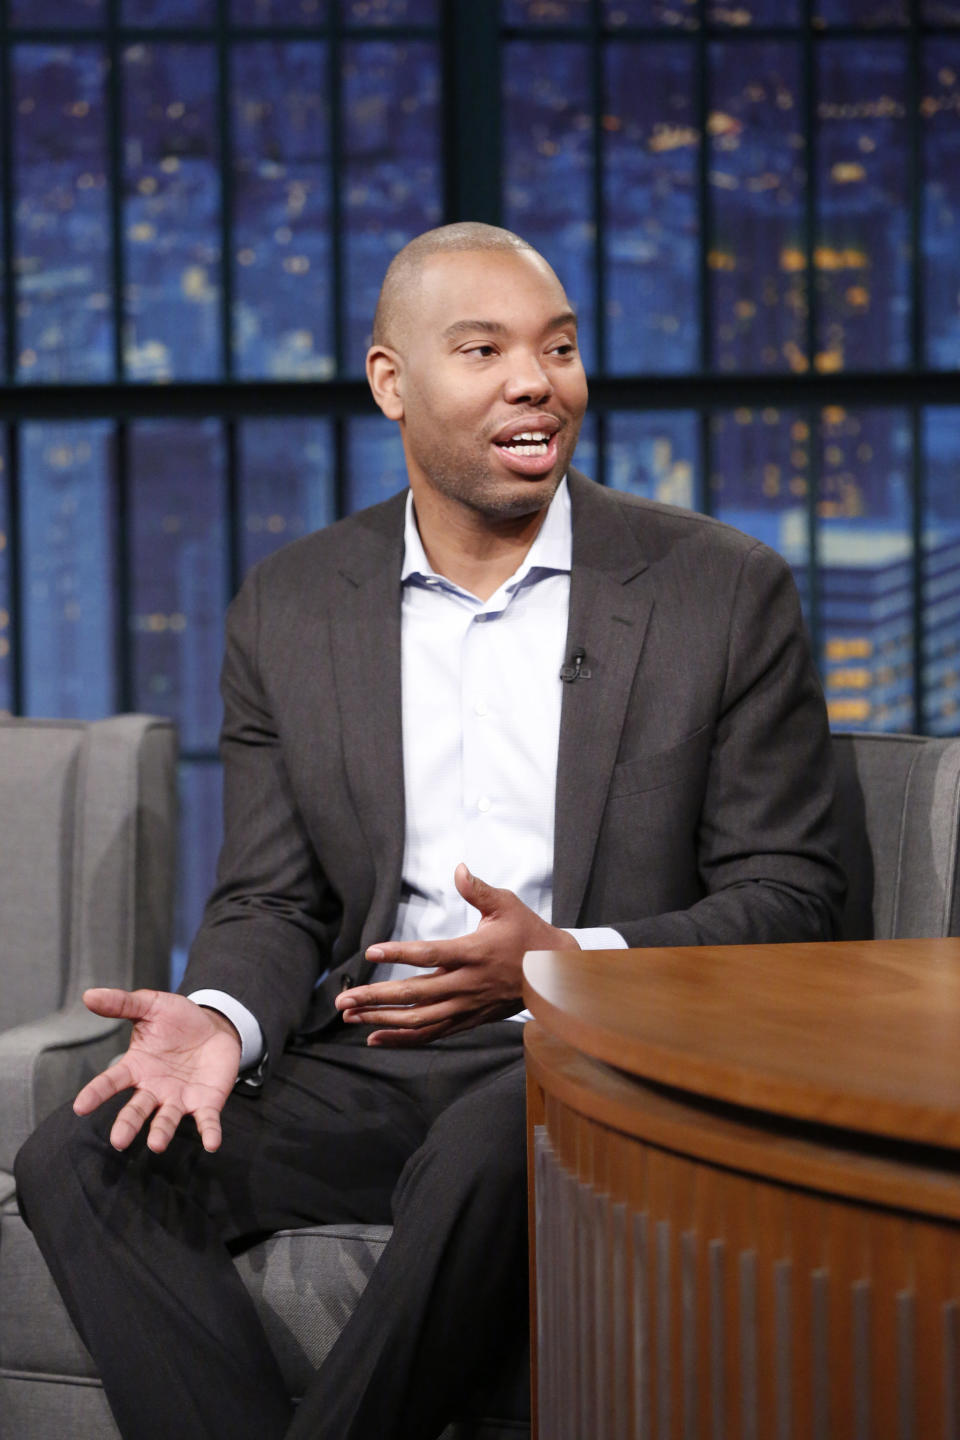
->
<box><xmin>8</xmin><ymin>728</ymin><xmax>960</xmax><ymax>1439</ymax></box>
<box><xmin>0</xmin><ymin>716</ymin><xmax>177</xmax><ymax>1435</ymax></box>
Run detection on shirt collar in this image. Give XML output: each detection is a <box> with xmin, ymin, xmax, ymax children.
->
<box><xmin>401</xmin><ymin>477</ymin><xmax>572</xmax><ymax>591</ymax></box>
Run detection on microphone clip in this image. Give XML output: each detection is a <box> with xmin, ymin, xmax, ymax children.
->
<box><xmin>560</xmin><ymin>647</ymin><xmax>591</xmax><ymax>684</ymax></box>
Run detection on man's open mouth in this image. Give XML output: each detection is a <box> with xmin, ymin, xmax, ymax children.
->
<box><xmin>495</xmin><ymin>430</ymin><xmax>552</xmax><ymax>457</ymax></box>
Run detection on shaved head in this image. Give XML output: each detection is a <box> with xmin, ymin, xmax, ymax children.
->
<box><xmin>372</xmin><ymin>222</ymin><xmax>545</xmax><ymax>350</ymax></box>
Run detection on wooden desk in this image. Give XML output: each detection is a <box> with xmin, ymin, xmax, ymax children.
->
<box><xmin>523</xmin><ymin>939</ymin><xmax>960</xmax><ymax>1440</ymax></box>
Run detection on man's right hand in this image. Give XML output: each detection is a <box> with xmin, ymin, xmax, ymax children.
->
<box><xmin>73</xmin><ymin>988</ymin><xmax>242</xmax><ymax>1155</ymax></box>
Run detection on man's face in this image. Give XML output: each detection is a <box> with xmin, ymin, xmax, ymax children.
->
<box><xmin>378</xmin><ymin>248</ymin><xmax>588</xmax><ymax>523</ymax></box>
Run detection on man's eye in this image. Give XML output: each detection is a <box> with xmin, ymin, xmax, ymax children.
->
<box><xmin>550</xmin><ymin>343</ymin><xmax>576</xmax><ymax>356</ymax></box>
<box><xmin>465</xmin><ymin>344</ymin><xmax>497</xmax><ymax>358</ymax></box>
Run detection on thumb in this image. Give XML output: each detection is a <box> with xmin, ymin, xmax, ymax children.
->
<box><xmin>454</xmin><ymin>862</ymin><xmax>502</xmax><ymax>916</ymax></box>
<box><xmin>82</xmin><ymin>987</ymin><xmax>151</xmax><ymax>1022</ymax></box>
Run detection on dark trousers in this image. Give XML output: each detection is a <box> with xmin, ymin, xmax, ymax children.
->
<box><xmin>14</xmin><ymin>1021</ymin><xmax>529</xmax><ymax>1440</ymax></box>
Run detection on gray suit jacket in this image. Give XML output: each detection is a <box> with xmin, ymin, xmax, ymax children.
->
<box><xmin>182</xmin><ymin>470</ymin><xmax>845</xmax><ymax>1069</ymax></box>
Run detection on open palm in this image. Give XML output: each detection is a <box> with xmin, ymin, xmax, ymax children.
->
<box><xmin>74</xmin><ymin>988</ymin><xmax>242</xmax><ymax>1154</ymax></box>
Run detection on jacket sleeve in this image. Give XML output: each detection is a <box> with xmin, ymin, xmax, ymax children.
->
<box><xmin>178</xmin><ymin>566</ymin><xmax>342</xmax><ymax>1069</ymax></box>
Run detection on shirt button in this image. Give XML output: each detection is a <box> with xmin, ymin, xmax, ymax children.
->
<box><xmin>474</xmin><ymin>701</ymin><xmax>488</xmax><ymax>717</ymax></box>
<box><xmin>477</xmin><ymin>796</ymin><xmax>491</xmax><ymax>813</ymax></box>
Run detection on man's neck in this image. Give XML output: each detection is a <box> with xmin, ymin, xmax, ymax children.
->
<box><xmin>411</xmin><ymin>489</ymin><xmax>551</xmax><ymax>602</ymax></box>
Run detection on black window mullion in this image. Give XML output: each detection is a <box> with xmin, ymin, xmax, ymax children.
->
<box><xmin>445</xmin><ymin>0</ymin><xmax>500</xmax><ymax>225</ymax></box>
<box><xmin>0</xmin><ymin>0</ymin><xmax>17</xmax><ymax>385</ymax></box>
<box><xmin>225</xmin><ymin>416</ymin><xmax>241</xmax><ymax>599</ymax></box>
<box><xmin>106</xmin><ymin>0</ymin><xmax>126</xmax><ymax>382</ymax></box>
<box><xmin>698</xmin><ymin>409</ymin><xmax>713</xmax><ymax>517</ymax></box>
<box><xmin>329</xmin><ymin>10</ymin><xmax>344</xmax><ymax>375</ymax></box>
<box><xmin>909</xmin><ymin>0</ymin><xmax>926</xmax><ymax>734</ymax></box>
<box><xmin>216</xmin><ymin>0</ymin><xmax>235</xmax><ymax>381</ymax></box>
<box><xmin>114</xmin><ymin>419</ymin><xmax>133</xmax><ymax>713</ymax></box>
<box><xmin>6</xmin><ymin>418</ymin><xmax>22</xmax><ymax>714</ymax></box>
<box><xmin>696</xmin><ymin>0</ymin><xmax>712</xmax><ymax>378</ymax></box>
<box><xmin>911</xmin><ymin>403</ymin><xmax>926</xmax><ymax>733</ymax></box>
<box><xmin>807</xmin><ymin>398</ymin><xmax>823</xmax><ymax>676</ymax></box>
<box><xmin>802</xmin><ymin>0</ymin><xmax>822</xmax><ymax>670</ymax></box>
<box><xmin>590</xmin><ymin>0</ymin><xmax>606</xmax><ymax>376</ymax></box>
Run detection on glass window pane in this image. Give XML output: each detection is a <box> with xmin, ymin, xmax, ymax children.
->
<box><xmin>171</xmin><ymin>760</ymin><xmax>223</xmax><ymax>988</ymax></box>
<box><xmin>604</xmin><ymin>2</ymin><xmax>699</xmax><ymax>28</ymax></box>
<box><xmin>20</xmin><ymin>422</ymin><xmax>116</xmax><ymax>720</ymax></box>
<box><xmin>607</xmin><ymin>410</ymin><xmax>701</xmax><ymax>508</ymax></box>
<box><xmin>503</xmin><ymin>0</ymin><xmax>591</xmax><ymax>24</ymax></box>
<box><xmin>0</xmin><ymin>447</ymin><xmax>12</xmax><ymax>716</ymax></box>
<box><xmin>14</xmin><ymin>45</ymin><xmax>113</xmax><ymax>382</ymax></box>
<box><xmin>129</xmin><ymin>421</ymin><xmax>227</xmax><ymax>750</ymax></box>
<box><xmin>342</xmin><ymin>41</ymin><xmax>441</xmax><ymax>372</ymax></box>
<box><xmin>709</xmin><ymin>40</ymin><xmax>807</xmax><ymax>374</ymax></box>
<box><xmin>922</xmin><ymin>2</ymin><xmax>960</xmax><ymax>21</ymax></box>
<box><xmin>923</xmin><ymin>407</ymin><xmax>960</xmax><ymax>734</ymax></box>
<box><xmin>10</xmin><ymin>0</ymin><xmax>103</xmax><ymax>24</ymax></box>
<box><xmin>123</xmin><ymin>43</ymin><xmax>221</xmax><ymax>380</ymax></box>
<box><xmin>571</xmin><ymin>412</ymin><xmax>598</xmax><ymax>478</ymax></box>
<box><xmin>813</xmin><ymin>0</ymin><xmax>908</xmax><ymax>23</ymax></box>
<box><xmin>346</xmin><ymin>416</ymin><xmax>407</xmax><ymax>512</ymax></box>
<box><xmin>232</xmin><ymin>42</ymin><xmax>333</xmax><ymax>379</ymax></box>
<box><xmin>605</xmin><ymin>41</ymin><xmax>699</xmax><ymax>374</ymax></box>
<box><xmin>342</xmin><ymin>0</ymin><xmax>439</xmax><ymax>21</ymax></box>
<box><xmin>815</xmin><ymin>39</ymin><xmax>911</xmax><ymax>372</ymax></box>
<box><xmin>238</xmin><ymin>418</ymin><xmax>336</xmax><ymax>573</ymax></box>
<box><xmin>818</xmin><ymin>405</ymin><xmax>914</xmax><ymax>732</ymax></box>
<box><xmin>503</xmin><ymin>42</ymin><xmax>595</xmax><ymax>371</ymax></box>
<box><xmin>708</xmin><ymin>2</ymin><xmax>802</xmax><ymax>23</ymax></box>
<box><xmin>710</xmin><ymin>406</ymin><xmax>811</xmax><ymax>614</ymax></box>
<box><xmin>122</xmin><ymin>0</ymin><xmax>216</xmax><ymax>24</ymax></box>
<box><xmin>922</xmin><ymin>40</ymin><xmax>960</xmax><ymax>369</ymax></box>
<box><xmin>231</xmin><ymin>0</ymin><xmax>328</xmax><ymax>19</ymax></box>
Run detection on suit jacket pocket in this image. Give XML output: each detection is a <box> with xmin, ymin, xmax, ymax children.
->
<box><xmin>606</xmin><ymin>723</ymin><xmax>712</xmax><ymax>801</ymax></box>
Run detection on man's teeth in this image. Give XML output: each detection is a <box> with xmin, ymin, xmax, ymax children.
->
<box><xmin>499</xmin><ymin>431</ymin><xmax>551</xmax><ymax>455</ymax></box>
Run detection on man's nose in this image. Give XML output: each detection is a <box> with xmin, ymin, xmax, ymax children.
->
<box><xmin>503</xmin><ymin>353</ymin><xmax>553</xmax><ymax>405</ymax></box>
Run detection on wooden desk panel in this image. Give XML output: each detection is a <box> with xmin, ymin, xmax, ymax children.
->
<box><xmin>523</xmin><ymin>942</ymin><xmax>960</xmax><ymax>1440</ymax></box>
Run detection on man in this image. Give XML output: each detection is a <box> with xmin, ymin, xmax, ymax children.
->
<box><xmin>15</xmin><ymin>223</ymin><xmax>844</xmax><ymax>1440</ymax></box>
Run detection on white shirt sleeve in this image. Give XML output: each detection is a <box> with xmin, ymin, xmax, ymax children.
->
<box><xmin>187</xmin><ymin>990</ymin><xmax>265</xmax><ymax>1071</ymax></box>
<box><xmin>564</xmin><ymin>927</ymin><xmax>628</xmax><ymax>950</ymax></box>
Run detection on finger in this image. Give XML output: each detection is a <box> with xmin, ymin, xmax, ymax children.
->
<box><xmin>192</xmin><ymin>1106</ymin><xmax>224</xmax><ymax>1154</ymax></box>
<box><xmin>342</xmin><ymin>998</ymin><xmax>461</xmax><ymax>1030</ymax></box>
<box><xmin>453</xmin><ymin>862</ymin><xmax>504</xmax><ymax>917</ymax></box>
<box><xmin>74</xmin><ymin>1061</ymin><xmax>134</xmax><ymax>1116</ymax></box>
<box><xmin>108</xmin><ymin>1091</ymin><xmax>160</xmax><ymax>1152</ymax></box>
<box><xmin>362</xmin><ymin>941</ymin><xmax>447</xmax><ymax>970</ymax></box>
<box><xmin>146</xmin><ymin>1102</ymin><xmax>185</xmax><ymax>1154</ymax></box>
<box><xmin>367</xmin><ymin>1014</ymin><xmax>477</xmax><ymax>1048</ymax></box>
<box><xmin>82</xmin><ymin>987</ymin><xmax>155</xmax><ymax>1022</ymax></box>
<box><xmin>337</xmin><ymin>972</ymin><xmax>461</xmax><ymax>1013</ymax></box>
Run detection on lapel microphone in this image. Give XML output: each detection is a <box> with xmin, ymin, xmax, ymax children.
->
<box><xmin>560</xmin><ymin>647</ymin><xmax>591</xmax><ymax>683</ymax></box>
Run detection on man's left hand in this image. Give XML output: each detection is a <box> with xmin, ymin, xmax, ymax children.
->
<box><xmin>334</xmin><ymin>862</ymin><xmax>580</xmax><ymax>1046</ymax></box>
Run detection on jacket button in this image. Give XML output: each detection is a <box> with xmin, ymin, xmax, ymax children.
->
<box><xmin>340</xmin><ymin>976</ymin><xmax>353</xmax><ymax>992</ymax></box>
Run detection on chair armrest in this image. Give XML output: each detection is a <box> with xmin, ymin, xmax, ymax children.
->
<box><xmin>0</xmin><ymin>1001</ymin><xmax>127</xmax><ymax>1171</ymax></box>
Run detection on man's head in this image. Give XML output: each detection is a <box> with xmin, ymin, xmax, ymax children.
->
<box><xmin>366</xmin><ymin>223</ymin><xmax>588</xmax><ymax>526</ymax></box>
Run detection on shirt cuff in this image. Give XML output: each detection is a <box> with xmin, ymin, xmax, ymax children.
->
<box><xmin>563</xmin><ymin>926</ymin><xmax>628</xmax><ymax>950</ymax></box>
<box><xmin>187</xmin><ymin>990</ymin><xmax>265</xmax><ymax>1071</ymax></box>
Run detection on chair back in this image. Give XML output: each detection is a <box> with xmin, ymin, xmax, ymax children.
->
<box><xmin>832</xmin><ymin>731</ymin><xmax>960</xmax><ymax>940</ymax></box>
<box><xmin>0</xmin><ymin>715</ymin><xmax>177</xmax><ymax>1032</ymax></box>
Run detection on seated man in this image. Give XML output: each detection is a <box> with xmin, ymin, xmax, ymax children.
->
<box><xmin>15</xmin><ymin>222</ymin><xmax>845</xmax><ymax>1440</ymax></box>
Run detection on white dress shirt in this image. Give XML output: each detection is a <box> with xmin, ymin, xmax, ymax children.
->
<box><xmin>192</xmin><ymin>478</ymin><xmax>625</xmax><ymax>1066</ymax></box>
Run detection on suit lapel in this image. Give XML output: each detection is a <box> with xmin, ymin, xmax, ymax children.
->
<box><xmin>552</xmin><ymin>473</ymin><xmax>654</xmax><ymax>927</ymax></box>
<box><xmin>327</xmin><ymin>496</ymin><xmax>407</xmax><ymax>938</ymax></box>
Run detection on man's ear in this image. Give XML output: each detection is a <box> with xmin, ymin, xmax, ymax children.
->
<box><xmin>366</xmin><ymin>345</ymin><xmax>404</xmax><ymax>421</ymax></box>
